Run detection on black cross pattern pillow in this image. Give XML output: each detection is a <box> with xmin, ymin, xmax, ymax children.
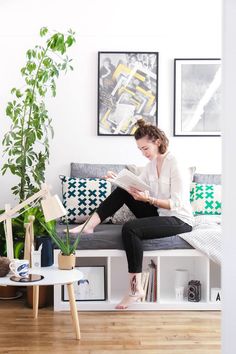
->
<box><xmin>60</xmin><ymin>175</ymin><xmax>111</xmax><ymax>223</ymax></box>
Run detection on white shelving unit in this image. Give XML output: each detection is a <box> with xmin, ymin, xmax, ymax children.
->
<box><xmin>53</xmin><ymin>249</ymin><xmax>221</xmax><ymax>311</ymax></box>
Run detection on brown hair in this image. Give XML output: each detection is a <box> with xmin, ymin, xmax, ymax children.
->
<box><xmin>134</xmin><ymin>119</ymin><xmax>169</xmax><ymax>154</ymax></box>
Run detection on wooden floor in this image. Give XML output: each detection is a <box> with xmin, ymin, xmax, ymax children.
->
<box><xmin>0</xmin><ymin>298</ymin><xmax>221</xmax><ymax>354</ymax></box>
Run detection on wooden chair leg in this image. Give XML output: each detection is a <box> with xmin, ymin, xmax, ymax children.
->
<box><xmin>33</xmin><ymin>285</ymin><xmax>39</xmax><ymax>319</ymax></box>
<box><xmin>67</xmin><ymin>283</ymin><xmax>81</xmax><ymax>340</ymax></box>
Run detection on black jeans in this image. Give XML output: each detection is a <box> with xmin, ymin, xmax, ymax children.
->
<box><xmin>96</xmin><ymin>188</ymin><xmax>192</xmax><ymax>273</ymax></box>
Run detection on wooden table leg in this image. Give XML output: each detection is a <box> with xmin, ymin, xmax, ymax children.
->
<box><xmin>33</xmin><ymin>285</ymin><xmax>39</xmax><ymax>319</ymax></box>
<box><xmin>67</xmin><ymin>283</ymin><xmax>81</xmax><ymax>340</ymax></box>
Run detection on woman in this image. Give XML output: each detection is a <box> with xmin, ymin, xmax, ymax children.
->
<box><xmin>70</xmin><ymin>119</ymin><xmax>193</xmax><ymax>309</ymax></box>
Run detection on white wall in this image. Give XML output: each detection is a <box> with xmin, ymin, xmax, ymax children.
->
<box><xmin>222</xmin><ymin>1</ymin><xmax>236</xmax><ymax>353</ymax></box>
<box><xmin>0</xmin><ymin>0</ymin><xmax>222</xmax><ymax>206</ymax></box>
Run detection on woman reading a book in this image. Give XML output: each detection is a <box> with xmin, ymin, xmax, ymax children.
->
<box><xmin>70</xmin><ymin>119</ymin><xmax>193</xmax><ymax>309</ymax></box>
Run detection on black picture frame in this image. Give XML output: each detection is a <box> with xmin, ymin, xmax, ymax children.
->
<box><xmin>62</xmin><ymin>266</ymin><xmax>106</xmax><ymax>302</ymax></box>
<box><xmin>97</xmin><ymin>51</ymin><xmax>158</xmax><ymax>136</ymax></box>
<box><xmin>174</xmin><ymin>58</ymin><xmax>221</xmax><ymax>137</ymax></box>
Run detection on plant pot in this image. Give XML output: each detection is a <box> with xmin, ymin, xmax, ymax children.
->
<box><xmin>0</xmin><ymin>286</ymin><xmax>20</xmax><ymax>299</ymax></box>
<box><xmin>35</xmin><ymin>236</ymin><xmax>54</xmax><ymax>266</ymax></box>
<box><xmin>26</xmin><ymin>286</ymin><xmax>49</xmax><ymax>308</ymax></box>
<box><xmin>58</xmin><ymin>253</ymin><xmax>76</xmax><ymax>270</ymax></box>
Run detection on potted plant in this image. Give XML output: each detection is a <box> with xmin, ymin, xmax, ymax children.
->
<box><xmin>1</xmin><ymin>25</ymin><xmax>76</xmax><ymax>249</ymax></box>
<box><xmin>1</xmin><ymin>27</ymin><xmax>76</xmax><ymax>202</ymax></box>
<box><xmin>41</xmin><ymin>213</ymin><xmax>95</xmax><ymax>270</ymax></box>
<box><xmin>0</xmin><ymin>26</ymin><xmax>76</xmax><ymax>302</ymax></box>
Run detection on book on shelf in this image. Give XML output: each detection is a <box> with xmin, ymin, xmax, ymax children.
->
<box><xmin>150</xmin><ymin>259</ymin><xmax>157</xmax><ymax>302</ymax></box>
<box><xmin>153</xmin><ymin>264</ymin><xmax>157</xmax><ymax>302</ymax></box>
<box><xmin>146</xmin><ymin>267</ymin><xmax>153</xmax><ymax>302</ymax></box>
<box><xmin>141</xmin><ymin>271</ymin><xmax>150</xmax><ymax>302</ymax></box>
<box><xmin>107</xmin><ymin>169</ymin><xmax>151</xmax><ymax>192</ymax></box>
<box><xmin>143</xmin><ymin>259</ymin><xmax>157</xmax><ymax>302</ymax></box>
<box><xmin>141</xmin><ymin>259</ymin><xmax>158</xmax><ymax>302</ymax></box>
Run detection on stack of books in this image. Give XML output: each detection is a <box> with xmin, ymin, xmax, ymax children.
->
<box><xmin>141</xmin><ymin>259</ymin><xmax>157</xmax><ymax>302</ymax></box>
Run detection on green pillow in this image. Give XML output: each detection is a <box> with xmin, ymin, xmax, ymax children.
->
<box><xmin>190</xmin><ymin>182</ymin><xmax>222</xmax><ymax>215</ymax></box>
<box><xmin>60</xmin><ymin>175</ymin><xmax>111</xmax><ymax>223</ymax></box>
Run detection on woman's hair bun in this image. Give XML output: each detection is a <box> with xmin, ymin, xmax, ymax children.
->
<box><xmin>136</xmin><ymin>118</ymin><xmax>146</xmax><ymax>128</ymax></box>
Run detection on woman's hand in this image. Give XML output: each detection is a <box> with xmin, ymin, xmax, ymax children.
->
<box><xmin>128</xmin><ymin>187</ymin><xmax>149</xmax><ymax>203</ymax></box>
<box><xmin>103</xmin><ymin>170</ymin><xmax>117</xmax><ymax>180</ymax></box>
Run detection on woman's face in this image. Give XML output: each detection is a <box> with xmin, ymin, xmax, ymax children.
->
<box><xmin>136</xmin><ymin>136</ymin><xmax>159</xmax><ymax>160</ymax></box>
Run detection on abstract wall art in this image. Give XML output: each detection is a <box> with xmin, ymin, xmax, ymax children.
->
<box><xmin>174</xmin><ymin>58</ymin><xmax>221</xmax><ymax>137</ymax></box>
<box><xmin>98</xmin><ymin>51</ymin><xmax>158</xmax><ymax>136</ymax></box>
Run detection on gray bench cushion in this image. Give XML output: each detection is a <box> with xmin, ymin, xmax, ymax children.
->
<box><xmin>193</xmin><ymin>173</ymin><xmax>221</xmax><ymax>185</ymax></box>
<box><xmin>71</xmin><ymin>163</ymin><xmax>126</xmax><ymax>178</ymax></box>
<box><xmin>56</xmin><ymin>223</ymin><xmax>192</xmax><ymax>251</ymax></box>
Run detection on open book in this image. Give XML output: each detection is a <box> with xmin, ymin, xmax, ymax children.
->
<box><xmin>107</xmin><ymin>169</ymin><xmax>151</xmax><ymax>192</ymax></box>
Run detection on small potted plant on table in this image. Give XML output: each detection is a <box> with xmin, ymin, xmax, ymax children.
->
<box><xmin>41</xmin><ymin>214</ymin><xmax>93</xmax><ymax>270</ymax></box>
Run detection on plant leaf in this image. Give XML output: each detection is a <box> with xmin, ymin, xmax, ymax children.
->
<box><xmin>40</xmin><ymin>27</ymin><xmax>48</xmax><ymax>37</ymax></box>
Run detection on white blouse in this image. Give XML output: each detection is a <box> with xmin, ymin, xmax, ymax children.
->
<box><xmin>140</xmin><ymin>152</ymin><xmax>194</xmax><ymax>227</ymax></box>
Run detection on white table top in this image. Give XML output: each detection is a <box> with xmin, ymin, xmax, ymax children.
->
<box><xmin>0</xmin><ymin>266</ymin><xmax>83</xmax><ymax>286</ymax></box>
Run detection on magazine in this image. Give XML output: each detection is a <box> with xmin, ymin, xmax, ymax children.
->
<box><xmin>107</xmin><ymin>169</ymin><xmax>151</xmax><ymax>192</ymax></box>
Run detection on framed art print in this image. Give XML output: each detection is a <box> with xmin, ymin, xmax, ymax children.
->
<box><xmin>174</xmin><ymin>58</ymin><xmax>221</xmax><ymax>136</ymax></box>
<box><xmin>62</xmin><ymin>266</ymin><xmax>106</xmax><ymax>301</ymax></box>
<box><xmin>98</xmin><ymin>51</ymin><xmax>158</xmax><ymax>136</ymax></box>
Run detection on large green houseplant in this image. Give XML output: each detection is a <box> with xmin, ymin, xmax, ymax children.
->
<box><xmin>2</xmin><ymin>27</ymin><xmax>76</xmax><ymax>202</ymax></box>
<box><xmin>0</xmin><ymin>27</ymin><xmax>76</xmax><ymax>258</ymax></box>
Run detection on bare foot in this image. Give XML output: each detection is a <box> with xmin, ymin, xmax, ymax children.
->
<box><xmin>64</xmin><ymin>212</ymin><xmax>101</xmax><ymax>235</ymax></box>
<box><xmin>115</xmin><ymin>291</ymin><xmax>144</xmax><ymax>310</ymax></box>
<box><xmin>64</xmin><ymin>224</ymin><xmax>94</xmax><ymax>234</ymax></box>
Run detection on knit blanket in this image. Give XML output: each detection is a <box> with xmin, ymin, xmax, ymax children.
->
<box><xmin>179</xmin><ymin>215</ymin><xmax>222</xmax><ymax>264</ymax></box>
